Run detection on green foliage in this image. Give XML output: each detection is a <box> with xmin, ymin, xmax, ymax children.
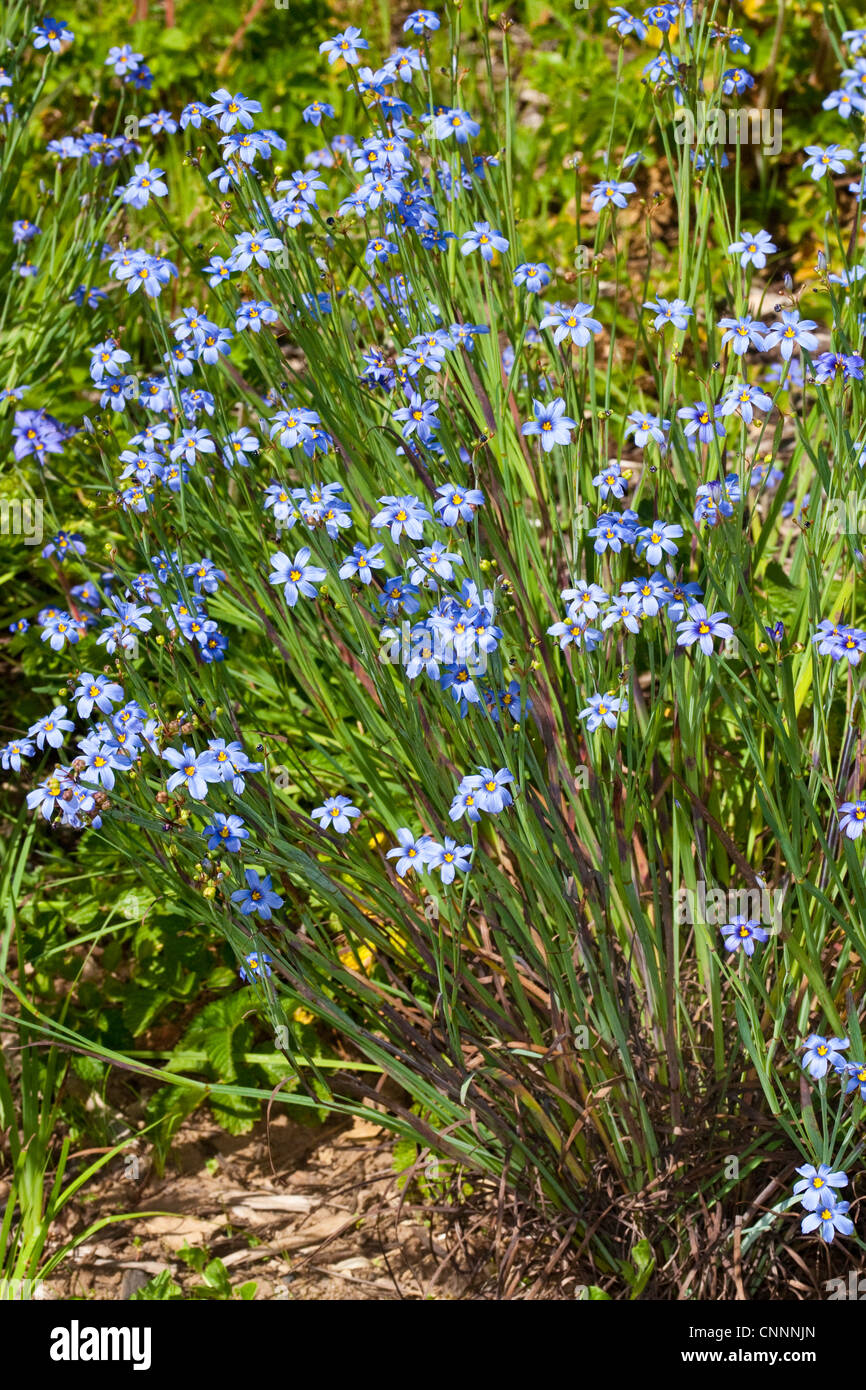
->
<box><xmin>130</xmin><ymin>1248</ymin><xmax>257</xmax><ymax>1300</ymax></box>
<box><xmin>3</xmin><ymin>0</ymin><xmax>866</xmax><ymax>1299</ymax></box>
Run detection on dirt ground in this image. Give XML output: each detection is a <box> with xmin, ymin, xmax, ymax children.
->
<box><xmin>37</xmin><ymin>1110</ymin><xmax>467</xmax><ymax>1301</ymax></box>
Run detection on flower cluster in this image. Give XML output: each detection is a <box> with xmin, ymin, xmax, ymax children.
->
<box><xmin>6</xmin><ymin>3</ymin><xmax>866</xmax><ymax>1258</ymax></box>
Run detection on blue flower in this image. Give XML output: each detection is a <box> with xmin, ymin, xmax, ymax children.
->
<box><xmin>1</xmin><ymin>739</ymin><xmax>35</xmax><ymax>772</ymax></box>
<box><xmin>232</xmin><ymin>869</ymin><xmax>283</xmax><ymax>919</ymax></box>
<box><xmin>642</xmin><ymin>50</ymin><xmax>684</xmax><ymax>93</ymax></box>
<box><xmin>432</xmin><ymin>108</ymin><xmax>480</xmax><ymax>142</ymax></box>
<box><xmin>339</xmin><ymin>543</ymin><xmax>385</xmax><ymax>584</ymax></box>
<box><xmin>636</xmin><ymin>521</ymin><xmax>683</xmax><ymax>566</ymax></box>
<box><xmin>403</xmin><ymin>9</ymin><xmax>440</xmax><ymax>34</ymax></box>
<box><xmin>812</xmin><ymin>619</ymin><xmax>866</xmax><ymax>664</ymax></box>
<box><xmin>114</xmin><ymin>701</ymin><xmax>147</xmax><ymax>732</ymax></box>
<box><xmin>839</xmin><ymin>800</ymin><xmax>866</xmax><ymax>838</ymax></box>
<box><xmin>676</xmin><ymin>605</ymin><xmax>733</xmax><ymax>655</ymax></box>
<box><xmin>180</xmin><ymin>100</ymin><xmax>208</xmax><ymax>128</ymax></box>
<box><xmin>163</xmin><ymin>746</ymin><xmax>223</xmax><ymax>801</ymax></box>
<box><xmin>521</xmin><ymin>397</ymin><xmax>576</xmax><ymax>451</ymax></box>
<box><xmin>621</xmin><ymin>575</ymin><xmax>668</xmax><ymax>618</ymax></box>
<box><xmin>319</xmin><ymin>27</ymin><xmax>369</xmax><ymax>65</ymax></box>
<box><xmin>718</xmin><ymin>314</ymin><xmax>768</xmax><ymax>355</ymax></box>
<box><xmin>433</xmin><ymin>483</ymin><xmax>485</xmax><ymax>526</ymax></box>
<box><xmin>460</xmin><ymin>221</ymin><xmax>509</xmax><ymax>260</ymax></box>
<box><xmin>206</xmin><ymin>89</ymin><xmax>261</xmax><ymax>133</ymax></box>
<box><xmin>169</xmin><ymin>427</ymin><xmax>216</xmax><ymax>465</ymax></box>
<box><xmin>386</xmin><ymin>828</ymin><xmax>432</xmax><ymax>876</ymax></box>
<box><xmin>644</xmin><ymin>5</ymin><xmax>685</xmax><ymax>34</ymax></box>
<box><xmin>813</xmin><ymin>351</ymin><xmax>864</xmax><ymax>383</ymax></box>
<box><xmin>579</xmin><ymin>692</ymin><xmax>628</xmax><ymax>733</ymax></box>
<box><xmin>558</xmin><ymin>585</ymin><xmax>606</xmax><ymax>629</ymax></box>
<box><xmin>801</xmin><ymin>1033</ymin><xmax>849</xmax><ymax>1079</ymax></box>
<box><xmin>203</xmin><ymin>813</ymin><xmax>249</xmax><ymax>853</ymax></box>
<box><xmin>625</xmin><ymin>411</ymin><xmax>670</xmax><ymax>448</ymax></box>
<box><xmin>692</xmin><ymin>476</ymin><xmax>739</xmax><ymax>529</ymax></box>
<box><xmin>118</xmin><ymin>162</ymin><xmax>168</xmax><ymax>208</ymax></box>
<box><xmin>448</xmin><ymin>322</ymin><xmax>490</xmax><ymax>352</ymax></box>
<box><xmin>28</xmin><ymin>706</ymin><xmax>74</xmax><ymax>750</ymax></box>
<box><xmin>78</xmin><ymin>736</ymin><xmax>131</xmax><ymax>790</ymax></box>
<box><xmin>593</xmin><ymin>462</ymin><xmax>629</xmax><ymax>500</ymax></box>
<box><xmin>268</xmin><ymin>548</ymin><xmax>327</xmax><ymax>607</ymax></box>
<box><xmin>204</xmin><ymin>255</ymin><xmax>232</xmax><ymax>287</ymax></box>
<box><xmin>723</xmin><ymin>32</ymin><xmax>750</xmax><ymax>55</ymax></box>
<box><xmin>794</xmin><ymin>1163</ymin><xmax>849</xmax><ymax>1210</ymax></box>
<box><xmin>303</xmin><ymin>100</ymin><xmax>335</xmax><ymax>126</ymax></box>
<box><xmin>727</xmin><ymin>228</ymin><xmax>777</xmax><ymax>269</ymax></box>
<box><xmin>800</xmin><ymin>1194</ymin><xmax>854</xmax><ymax>1243</ymax></box>
<box><xmin>424</xmin><ymin>838</ymin><xmax>472</xmax><ymax>884</ymax></box>
<box><xmin>643</xmin><ymin>296</ymin><xmax>692</xmax><ymax>331</ymax></box>
<box><xmin>269</xmin><ymin>406</ymin><xmax>321</xmax><ymax>450</ymax></box>
<box><xmin>379</xmin><ymin>577</ymin><xmax>420</xmax><ymax>617</ymax></box>
<box><xmin>513</xmin><ymin>261</ymin><xmax>552</xmax><ymax>292</ymax></box>
<box><xmin>221</xmin><ymin>128</ymin><xmax>285</xmax><ymax>166</ymax></box>
<box><xmin>540</xmin><ymin>301</ymin><xmax>603</xmax><ymax>346</ymax></box>
<box><xmin>440</xmin><ymin>663</ymin><xmax>481</xmax><ymax>714</ymax></box>
<box><xmin>719</xmin><ymin>917</ymin><xmax>770</xmax><ymax>956</ymax></box>
<box><xmin>33</xmin><ymin>17</ymin><xmax>74</xmax><ymax>52</ymax></box>
<box><xmin>139</xmin><ymin>109</ymin><xmax>178</xmax><ymax>135</ymax></box>
<box><xmin>110</xmin><ymin>248</ymin><xmax>177</xmax><ymax>298</ymax></box>
<box><xmin>229</xmin><ymin>231</ymin><xmax>283</xmax><ymax>271</ymax></box>
<box><xmin>450</xmin><ymin>767</ymin><xmax>513</xmax><ymax>819</ymax></box>
<box><xmin>239</xmin><ymin>951</ymin><xmax>273</xmax><ymax>982</ymax></box>
<box><xmin>447</xmin><ymin>776</ymin><xmax>481</xmax><ymax>823</ymax></box>
<box><xmin>105</xmin><ymin>44</ymin><xmax>142</xmax><ymax>76</ymax></box>
<box><xmin>608</xmin><ymin>8</ymin><xmax>648</xmax><ymax>40</ymax></box>
<box><xmin>409</xmin><ymin>545</ymin><xmax>463</xmax><ymax>585</ymax></box>
<box><xmin>393</xmin><ymin>392</ymin><xmax>439</xmax><ymax>442</ymax></box>
<box><xmin>371</xmin><ymin>494</ymin><xmax>430</xmax><ymax>543</ymax></box>
<box><xmin>823</xmin><ymin>88</ymin><xmax>866</xmax><ymax>118</ymax></box>
<box><xmin>842</xmin><ymin>1061</ymin><xmax>866</xmax><ymax>1100</ymax></box>
<box><xmin>364</xmin><ymin>236</ymin><xmax>398</xmax><ymax>267</ymax></box>
<box><xmin>74</xmin><ymin>673</ymin><xmax>124</xmax><ymax>718</ymax></box>
<box><xmin>90</xmin><ymin>340</ymin><xmax>131</xmax><ymax>383</ymax></box>
<box><xmin>588</xmin><ymin>512</ymin><xmax>635</xmax><ymax>555</ymax></box>
<box><xmin>763</xmin><ymin>311</ymin><xmax>820</xmax><ymax>360</ymax></box>
<box><xmin>677</xmin><ymin>402</ymin><xmax>725</xmax><ymax>444</ymax></box>
<box><xmin>585</xmin><ymin>583</ymin><xmax>629</xmax><ymax>629</ymax></box>
<box><xmin>40</xmin><ymin>612</ymin><xmax>81</xmax><ymax>651</ymax></box>
<box><xmin>199</xmin><ymin>738</ymin><xmax>254</xmax><ymax>790</ymax></box>
<box><xmin>842</xmin><ymin>28</ymin><xmax>866</xmax><ymax>53</ymax></box>
<box><xmin>721</xmin><ymin>67</ymin><xmax>755</xmax><ymax>95</ymax></box>
<box><xmin>719</xmin><ymin>382</ymin><xmax>773</xmax><ymax>424</ymax></box>
<box><xmin>26</xmin><ymin>771</ymin><xmax>73</xmax><ymax>821</ymax></box>
<box><xmin>312</xmin><ymin>795</ymin><xmax>361</xmax><ymax>834</ymax></box>
<box><xmin>589</xmin><ymin>179</ymin><xmax>636</xmax><ymax>213</ymax></box>
<box><xmin>70</xmin><ymin>283</ymin><xmax>106</xmax><ymax>308</ymax></box>
<box><xmin>803</xmin><ymin>144</ymin><xmax>853</xmax><ymax>180</ymax></box>
<box><xmin>221</xmin><ymin>427</ymin><xmax>260</xmax><ymax>466</ymax></box>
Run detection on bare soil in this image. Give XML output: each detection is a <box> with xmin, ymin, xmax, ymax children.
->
<box><xmin>39</xmin><ymin>1110</ymin><xmax>463</xmax><ymax>1301</ymax></box>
